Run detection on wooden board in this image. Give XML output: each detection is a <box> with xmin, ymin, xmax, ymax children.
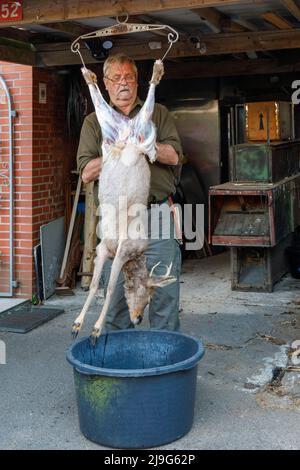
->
<box><xmin>40</xmin><ymin>216</ymin><xmax>65</xmax><ymax>299</ymax></box>
<box><xmin>81</xmin><ymin>181</ymin><xmax>98</xmax><ymax>289</ymax></box>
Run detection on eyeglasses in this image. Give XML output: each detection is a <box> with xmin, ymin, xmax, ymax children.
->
<box><xmin>105</xmin><ymin>74</ymin><xmax>136</xmax><ymax>85</ymax></box>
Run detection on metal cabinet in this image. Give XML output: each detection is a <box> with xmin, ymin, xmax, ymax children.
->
<box><xmin>209</xmin><ymin>174</ymin><xmax>300</xmax><ymax>248</ymax></box>
<box><xmin>229</xmin><ymin>140</ymin><xmax>300</xmax><ymax>183</ymax></box>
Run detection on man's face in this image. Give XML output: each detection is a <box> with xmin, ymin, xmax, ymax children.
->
<box><xmin>104</xmin><ymin>61</ymin><xmax>138</xmax><ymax>111</ymax></box>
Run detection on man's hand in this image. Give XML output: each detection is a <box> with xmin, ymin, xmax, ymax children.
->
<box><xmin>82</xmin><ymin>157</ymin><xmax>102</xmax><ymax>183</ymax></box>
<box><xmin>156</xmin><ymin>143</ymin><xmax>179</xmax><ymax>166</ymax></box>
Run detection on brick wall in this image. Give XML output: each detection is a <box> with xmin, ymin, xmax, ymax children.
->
<box><xmin>32</xmin><ymin>69</ymin><xmax>67</xmax><ymax>254</ymax></box>
<box><xmin>0</xmin><ymin>62</ymin><xmax>33</xmax><ymax>297</ymax></box>
<box><xmin>0</xmin><ymin>62</ymin><xmax>74</xmax><ymax>298</ymax></box>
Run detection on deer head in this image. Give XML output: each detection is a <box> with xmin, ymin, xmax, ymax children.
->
<box><xmin>124</xmin><ymin>259</ymin><xmax>176</xmax><ymax>325</ymax></box>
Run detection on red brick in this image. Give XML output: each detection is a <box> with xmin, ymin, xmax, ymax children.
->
<box><xmin>15</xmin><ymin>248</ymin><xmax>33</xmax><ymax>256</ymax></box>
<box><xmin>14</xmin><ymin>216</ymin><xmax>32</xmax><ymax>224</ymax></box>
<box><xmin>15</xmin><ymin>116</ymin><xmax>32</xmax><ymax>125</ymax></box>
<box><xmin>18</xmin><ymin>240</ymin><xmax>34</xmax><ymax>248</ymax></box>
<box><xmin>14</xmin><ymin>78</ymin><xmax>33</xmax><ymax>87</ymax></box>
<box><xmin>14</xmin><ymin>124</ymin><xmax>32</xmax><ymax>132</ymax></box>
<box><xmin>15</xmin><ymin>209</ymin><xmax>32</xmax><ymax>216</ymax></box>
<box><xmin>0</xmin><ymin>72</ymin><xmax>21</xmax><ymax>80</ymax></box>
<box><xmin>14</xmin><ymin>223</ymin><xmax>33</xmax><ymax>232</ymax></box>
<box><xmin>14</xmin><ymin>168</ymin><xmax>32</xmax><ymax>176</ymax></box>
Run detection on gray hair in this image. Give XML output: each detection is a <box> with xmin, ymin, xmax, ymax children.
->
<box><xmin>103</xmin><ymin>53</ymin><xmax>138</xmax><ymax>78</ymax></box>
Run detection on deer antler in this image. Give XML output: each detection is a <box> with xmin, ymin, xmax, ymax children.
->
<box><xmin>150</xmin><ymin>261</ymin><xmax>161</xmax><ymax>277</ymax></box>
<box><xmin>164</xmin><ymin>262</ymin><xmax>173</xmax><ymax>277</ymax></box>
<box><xmin>149</xmin><ymin>261</ymin><xmax>173</xmax><ymax>277</ymax></box>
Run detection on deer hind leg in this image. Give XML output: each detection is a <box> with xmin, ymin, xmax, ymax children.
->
<box><xmin>90</xmin><ymin>241</ymin><xmax>128</xmax><ymax>343</ymax></box>
<box><xmin>72</xmin><ymin>241</ymin><xmax>109</xmax><ymax>339</ymax></box>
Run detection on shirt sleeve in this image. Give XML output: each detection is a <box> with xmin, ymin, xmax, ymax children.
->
<box><xmin>76</xmin><ymin>113</ymin><xmax>102</xmax><ymax>176</ymax></box>
<box><xmin>154</xmin><ymin>104</ymin><xmax>184</xmax><ymax>164</ymax></box>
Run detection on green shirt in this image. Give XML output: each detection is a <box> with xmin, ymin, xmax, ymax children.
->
<box><xmin>76</xmin><ymin>97</ymin><xmax>183</xmax><ymax>204</ymax></box>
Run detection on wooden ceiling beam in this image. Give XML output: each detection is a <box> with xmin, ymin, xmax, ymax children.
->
<box><xmin>281</xmin><ymin>0</ymin><xmax>300</xmax><ymax>22</ymax></box>
<box><xmin>163</xmin><ymin>57</ymin><xmax>300</xmax><ymax>78</ymax></box>
<box><xmin>0</xmin><ymin>42</ymin><xmax>35</xmax><ymax>65</ymax></box>
<box><xmin>193</xmin><ymin>7</ymin><xmax>222</xmax><ymax>33</ymax></box>
<box><xmin>221</xmin><ymin>18</ymin><xmax>249</xmax><ymax>33</ymax></box>
<box><xmin>35</xmin><ymin>27</ymin><xmax>300</xmax><ymax>66</ymax></box>
<box><xmin>193</xmin><ymin>7</ymin><xmax>247</xmax><ymax>33</ymax></box>
<box><xmin>42</xmin><ymin>21</ymin><xmax>95</xmax><ymax>38</ymax></box>
<box><xmin>134</xmin><ymin>14</ymin><xmax>188</xmax><ymax>38</ymax></box>
<box><xmin>0</xmin><ymin>1</ymin><xmax>259</xmax><ymax>28</ymax></box>
<box><xmin>0</xmin><ymin>27</ymin><xmax>35</xmax><ymax>42</ymax></box>
<box><xmin>229</xmin><ymin>15</ymin><xmax>258</xmax><ymax>31</ymax></box>
<box><xmin>262</xmin><ymin>11</ymin><xmax>293</xmax><ymax>29</ymax></box>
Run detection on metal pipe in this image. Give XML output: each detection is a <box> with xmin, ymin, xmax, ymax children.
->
<box><xmin>0</xmin><ymin>75</ymin><xmax>15</xmax><ymax>297</ymax></box>
<box><xmin>291</xmin><ymin>103</ymin><xmax>295</xmax><ymax>140</ymax></box>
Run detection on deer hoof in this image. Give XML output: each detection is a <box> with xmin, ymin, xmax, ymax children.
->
<box><xmin>90</xmin><ymin>327</ymin><xmax>101</xmax><ymax>346</ymax></box>
<box><xmin>71</xmin><ymin>322</ymin><xmax>81</xmax><ymax>340</ymax></box>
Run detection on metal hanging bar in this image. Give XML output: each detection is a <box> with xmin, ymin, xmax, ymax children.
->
<box><xmin>71</xmin><ymin>15</ymin><xmax>179</xmax><ymax>68</ymax></box>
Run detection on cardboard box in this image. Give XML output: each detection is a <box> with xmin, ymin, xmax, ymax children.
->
<box><xmin>246</xmin><ymin>101</ymin><xmax>292</xmax><ymax>141</ymax></box>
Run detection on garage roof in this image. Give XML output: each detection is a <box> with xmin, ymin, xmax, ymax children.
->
<box><xmin>1</xmin><ymin>1</ymin><xmax>300</xmax><ymax>78</ymax></box>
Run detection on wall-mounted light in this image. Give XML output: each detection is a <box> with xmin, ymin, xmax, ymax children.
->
<box><xmin>102</xmin><ymin>40</ymin><xmax>113</xmax><ymax>50</ymax></box>
<box><xmin>148</xmin><ymin>41</ymin><xmax>162</xmax><ymax>50</ymax></box>
<box><xmin>189</xmin><ymin>36</ymin><xmax>206</xmax><ymax>55</ymax></box>
<box><xmin>84</xmin><ymin>39</ymin><xmax>114</xmax><ymax>60</ymax></box>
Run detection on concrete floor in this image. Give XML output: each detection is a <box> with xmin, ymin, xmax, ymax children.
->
<box><xmin>0</xmin><ymin>251</ymin><xmax>300</xmax><ymax>450</ymax></box>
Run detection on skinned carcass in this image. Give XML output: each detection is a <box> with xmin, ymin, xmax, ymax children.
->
<box><xmin>72</xmin><ymin>60</ymin><xmax>176</xmax><ymax>341</ymax></box>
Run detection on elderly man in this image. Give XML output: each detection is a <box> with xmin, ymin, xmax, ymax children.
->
<box><xmin>77</xmin><ymin>53</ymin><xmax>183</xmax><ymax>331</ymax></box>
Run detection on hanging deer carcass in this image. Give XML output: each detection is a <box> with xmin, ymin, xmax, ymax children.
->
<box><xmin>72</xmin><ymin>60</ymin><xmax>176</xmax><ymax>342</ymax></box>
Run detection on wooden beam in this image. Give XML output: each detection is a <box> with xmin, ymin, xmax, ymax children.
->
<box><xmin>35</xmin><ymin>28</ymin><xmax>300</xmax><ymax>66</ymax></box>
<box><xmin>230</xmin><ymin>15</ymin><xmax>258</xmax><ymax>31</ymax></box>
<box><xmin>262</xmin><ymin>11</ymin><xmax>293</xmax><ymax>29</ymax></box>
<box><xmin>0</xmin><ymin>43</ymin><xmax>35</xmax><ymax>65</ymax></box>
<box><xmin>221</xmin><ymin>18</ymin><xmax>249</xmax><ymax>33</ymax></box>
<box><xmin>133</xmin><ymin>14</ymin><xmax>188</xmax><ymax>38</ymax></box>
<box><xmin>162</xmin><ymin>58</ymin><xmax>300</xmax><ymax>79</ymax></box>
<box><xmin>0</xmin><ymin>1</ymin><xmax>260</xmax><ymax>28</ymax></box>
<box><xmin>0</xmin><ymin>27</ymin><xmax>35</xmax><ymax>42</ymax></box>
<box><xmin>43</xmin><ymin>21</ymin><xmax>95</xmax><ymax>38</ymax></box>
<box><xmin>193</xmin><ymin>7</ymin><xmax>246</xmax><ymax>33</ymax></box>
<box><xmin>81</xmin><ymin>181</ymin><xmax>97</xmax><ymax>290</ymax></box>
<box><xmin>281</xmin><ymin>0</ymin><xmax>300</xmax><ymax>22</ymax></box>
<box><xmin>193</xmin><ymin>7</ymin><xmax>222</xmax><ymax>33</ymax></box>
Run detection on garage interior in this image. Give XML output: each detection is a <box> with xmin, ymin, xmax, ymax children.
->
<box><xmin>1</xmin><ymin>0</ymin><xmax>300</xmax><ymax>299</ymax></box>
<box><xmin>0</xmin><ymin>0</ymin><xmax>300</xmax><ymax>450</ymax></box>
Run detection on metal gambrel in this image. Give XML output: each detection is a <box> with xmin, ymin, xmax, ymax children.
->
<box><xmin>71</xmin><ymin>15</ymin><xmax>179</xmax><ymax>67</ymax></box>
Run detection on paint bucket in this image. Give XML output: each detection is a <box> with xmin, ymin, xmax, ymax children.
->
<box><xmin>66</xmin><ymin>329</ymin><xmax>205</xmax><ymax>448</ymax></box>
